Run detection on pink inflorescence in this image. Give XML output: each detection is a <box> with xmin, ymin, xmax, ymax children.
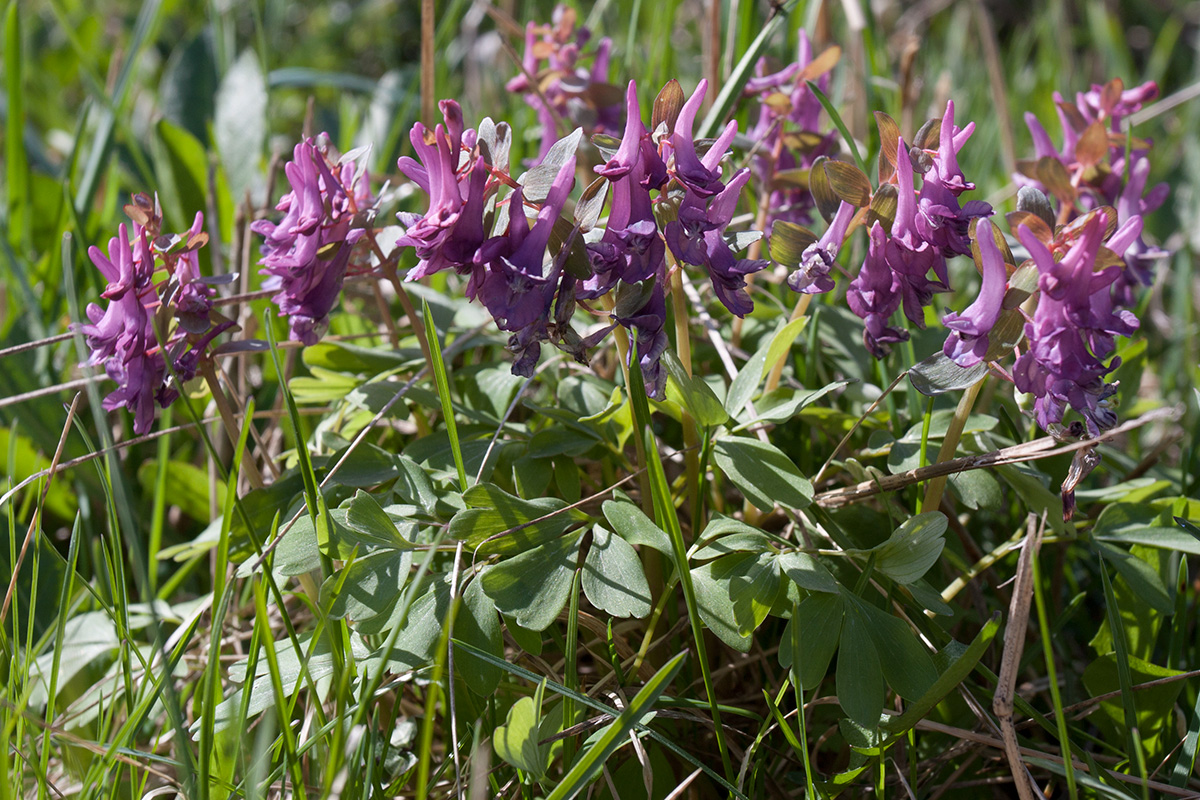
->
<box><xmin>253</xmin><ymin>135</ymin><xmax>375</xmax><ymax>346</ymax></box>
<box><xmin>396</xmin><ymin>79</ymin><xmax>765</xmax><ymax>397</ymax></box>
<box><xmin>80</xmin><ymin>199</ymin><xmax>230</xmax><ymax>434</ymax></box>
<box><xmin>506</xmin><ymin>4</ymin><xmax>622</xmax><ymax>161</ymax></box>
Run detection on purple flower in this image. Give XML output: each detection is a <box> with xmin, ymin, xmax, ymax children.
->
<box><xmin>743</xmin><ymin>31</ymin><xmax>838</xmax><ymax>228</ymax></box>
<box><xmin>1110</xmin><ymin>154</ymin><xmax>1170</xmax><ymax>306</ymax></box>
<box><xmin>915</xmin><ymin>102</ymin><xmax>993</xmax><ymax>257</ymax></box>
<box><xmin>665</xmin><ymin>168</ymin><xmax>768</xmax><ymax>317</ymax></box>
<box><xmin>505</xmin><ymin>5</ymin><xmax>621</xmax><ymax>160</ymax></box>
<box><xmin>942</xmin><ymin>218</ymin><xmax>1009</xmax><ymax>367</ymax></box>
<box><xmin>870</xmin><ymin>138</ymin><xmax>949</xmax><ymax>327</ymax></box>
<box><xmin>582</xmin><ymin>82</ymin><xmax>667</xmax><ymax>299</ymax></box>
<box><xmin>396</xmin><ymin>101</ymin><xmax>489</xmax><ymax>281</ymax></box>
<box><xmin>666</xmin><ymin>79</ymin><xmax>737</xmax><ymax>197</ymax></box>
<box><xmin>254</xmin><ymin>136</ymin><xmax>373</xmax><ymax>345</ymax></box>
<box><xmin>469</xmin><ymin>148</ymin><xmax>578</xmax><ymax>375</ymax></box>
<box><xmin>846</xmin><ymin>222</ymin><xmax>908</xmax><ymax>357</ymax></box>
<box><xmin>1013</xmin><ymin>212</ymin><xmax>1140</xmax><ymax>435</ymax></box>
<box><xmin>787</xmin><ymin>200</ymin><xmax>855</xmax><ymax>294</ymax></box>
<box><xmin>81</xmin><ymin>210</ymin><xmax>226</xmax><ymax>434</ymax></box>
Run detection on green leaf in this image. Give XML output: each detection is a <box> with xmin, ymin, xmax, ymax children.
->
<box><xmin>908</xmin><ymin>351</ymin><xmax>990</xmax><ymax>396</ymax></box>
<box><xmin>873</xmin><ymin>512</ymin><xmax>947</xmax><ymax>584</ymax></box>
<box><xmin>734</xmin><ymin>380</ymin><xmax>849</xmax><ymax>430</ymax></box>
<box><xmin>882</xmin><ymin>612</ymin><xmax>1000</xmax><ymax>736</ymax></box>
<box><xmin>214</xmin><ymin>49</ymin><xmax>266</xmax><ymax>203</ymax></box>
<box><xmin>662</xmin><ymin>349</ymin><xmax>729</xmax><ymax>428</ymax></box>
<box><xmin>1084</xmin><ymin>651</ymin><xmax>1185</xmax><ymax>763</ymax></box>
<box><xmin>326</xmin><ymin>442</ymin><xmax>402</xmax><ymax>487</ymax></box>
<box><xmin>251</xmin><ymin>512</ymin><xmax>321</xmax><ymax>577</ymax></box>
<box><xmin>449</xmin><ymin>483</ymin><xmax>584</xmax><ymax>556</ymax></box>
<box><xmin>480</xmin><ymin>533</ymin><xmax>582</xmax><ymax>631</ymax></box>
<box><xmin>690</xmin><ymin>559</ymin><xmax>752</xmax><ymax>652</ymax></box>
<box><xmin>544</xmin><ymin>653</ymin><xmax>687</xmax><ymax>800</ymax></box>
<box><xmin>455</xmin><ymin>579</ymin><xmax>504</xmax><ymax>697</ymax></box>
<box><xmin>372</xmin><ymin>576</ymin><xmax>450</xmax><ymax>669</ymax></box>
<box><xmin>1096</xmin><ymin>542</ymin><xmax>1174</xmax><ymax>614</ymax></box>
<box><xmin>781</xmin><ymin>592</ymin><xmax>844</xmax><ymax>690</ymax></box>
<box><xmin>343</xmin><ymin>490</ymin><xmax>415</xmax><ymax>549</ymax></box>
<box><xmin>725</xmin><ymin>338</ymin><xmax>770</xmax><ymax>418</ymax></box>
<box><xmin>777</xmin><ymin>551</ymin><xmax>839</xmax><ymax>594</ymax></box>
<box><xmin>837</xmin><ymin>605</ymin><xmax>885</xmax><ymax>729</ymax></box>
<box><xmin>761</xmin><ymin>316</ymin><xmax>810</xmax><ymax>382</ymax></box>
<box><xmin>854</xmin><ymin>598</ymin><xmax>937</xmax><ymax>701</ymax></box>
<box><xmin>503</xmin><ymin>615</ymin><xmax>543</xmax><ymax>657</ymax></box>
<box><xmin>602</xmin><ymin>500</ymin><xmax>673</xmax><ymax>556</ymax></box>
<box><xmin>582</xmin><ymin>526</ymin><xmax>652</xmax><ymax>619</ymax></box>
<box><xmin>949</xmin><ymin>469</ymin><xmax>1003</xmax><ymax>510</ymax></box>
<box><xmin>713</xmin><ymin>436</ymin><xmax>813</xmax><ymax>512</ymax></box>
<box><xmin>322</xmin><ymin>548</ymin><xmax>411</xmax><ymax>625</ymax></box>
<box><xmin>494</xmin><ymin>693</ymin><xmax>552</xmax><ymax>779</ymax></box>
<box><xmin>718</xmin><ymin>552</ymin><xmax>782</xmax><ymax>637</ymax></box>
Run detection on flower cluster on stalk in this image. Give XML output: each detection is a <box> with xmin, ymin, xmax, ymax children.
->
<box><xmin>1011</xmin><ymin>209</ymin><xmax>1145</xmax><ymax>435</ymax></box>
<box><xmin>252</xmin><ymin>135</ymin><xmax>375</xmax><ymax>346</ymax></box>
<box><xmin>394</xmin><ymin>79</ymin><xmax>765</xmax><ymax>397</ymax></box>
<box><xmin>743</xmin><ymin>32</ymin><xmax>839</xmax><ymax>230</ymax></box>
<box><xmin>506</xmin><ymin>4</ymin><xmax>623</xmax><ymax>162</ymax></box>
<box><xmin>80</xmin><ymin>195</ymin><xmax>232</xmax><ymax>434</ymax></box>
<box><xmin>843</xmin><ymin>102</ymin><xmax>993</xmax><ymax>356</ymax></box>
<box><xmin>1016</xmin><ymin>78</ymin><xmax>1168</xmax><ymax>307</ymax></box>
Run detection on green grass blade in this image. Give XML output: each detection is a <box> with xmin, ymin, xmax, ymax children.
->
<box><xmin>452</xmin><ymin>638</ymin><xmax>749</xmax><ymax>799</ymax></box>
<box><xmin>544</xmin><ymin>652</ymin><xmax>686</xmax><ymax>800</ymax></box>
<box><xmin>805</xmin><ymin>80</ymin><xmax>868</xmax><ymax>176</ymax></box>
<box><xmin>4</xmin><ymin>0</ymin><xmax>29</xmax><ymax>251</ymax></box>
<box><xmin>423</xmin><ymin>298</ymin><xmax>468</xmax><ymax>491</ymax></box>
<box><xmin>696</xmin><ymin>0</ymin><xmax>801</xmax><ymax>140</ymax></box>
<box><xmin>1034</xmin><ymin>537</ymin><xmax>1078</xmax><ymax>799</ymax></box>
<box><xmin>1097</xmin><ymin>555</ymin><xmax>1149</xmax><ymax>800</ymax></box>
<box><xmin>641</xmin><ymin>426</ymin><xmax>735</xmax><ymax>784</ymax></box>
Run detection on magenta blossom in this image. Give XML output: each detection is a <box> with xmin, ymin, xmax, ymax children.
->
<box><xmin>1013</xmin><ymin>212</ymin><xmax>1142</xmax><ymax>435</ymax></box>
<box><xmin>506</xmin><ymin>5</ymin><xmax>621</xmax><ymax>160</ymax></box>
<box><xmin>787</xmin><ymin>200</ymin><xmax>855</xmax><ymax>295</ymax></box>
<box><xmin>942</xmin><ymin>219</ymin><xmax>1008</xmax><ymax>367</ymax></box>
<box><xmin>254</xmin><ymin>136</ymin><xmax>373</xmax><ymax>345</ymax></box>
<box><xmin>81</xmin><ymin>208</ymin><xmax>227</xmax><ymax>434</ymax></box>
<box><xmin>744</xmin><ymin>31</ymin><xmax>838</xmax><ymax>228</ymax></box>
<box><xmin>846</xmin><ymin>222</ymin><xmax>908</xmax><ymax>357</ymax></box>
<box><xmin>396</xmin><ymin>101</ymin><xmax>489</xmax><ymax>281</ymax></box>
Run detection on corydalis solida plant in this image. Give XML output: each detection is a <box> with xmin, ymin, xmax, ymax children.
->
<box><xmin>252</xmin><ymin>135</ymin><xmax>376</xmax><ymax>346</ymax></box>
<box><xmin>79</xmin><ymin>195</ymin><xmax>234</xmax><ymax>434</ymax></box>
<box><xmin>394</xmin><ymin>79</ymin><xmax>766</xmax><ymax>397</ymax></box>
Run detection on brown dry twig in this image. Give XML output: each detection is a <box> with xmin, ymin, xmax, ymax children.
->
<box><xmin>814</xmin><ymin>405</ymin><xmax>1182</xmax><ymax>508</ymax></box>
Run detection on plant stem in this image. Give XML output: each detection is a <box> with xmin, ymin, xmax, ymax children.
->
<box><xmin>669</xmin><ymin>264</ymin><xmax>701</xmax><ymax>533</ymax></box>
<box><xmin>921</xmin><ymin>376</ymin><xmax>986</xmax><ymax>514</ymax></box>
<box><xmin>199</xmin><ymin>360</ymin><xmax>265</xmax><ymax>490</ymax></box>
<box><xmin>602</xmin><ymin>293</ymin><xmax>655</xmax><ymax>518</ymax></box>
<box><xmin>764</xmin><ymin>292</ymin><xmax>813</xmax><ymax>393</ymax></box>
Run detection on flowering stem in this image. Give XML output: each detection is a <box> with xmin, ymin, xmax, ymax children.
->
<box><xmin>669</xmin><ymin>265</ymin><xmax>701</xmax><ymax>533</ymax></box>
<box><xmin>764</xmin><ymin>292</ymin><xmax>814</xmax><ymax>393</ymax></box>
<box><xmin>921</xmin><ymin>376</ymin><xmax>986</xmax><ymax>514</ymax></box>
<box><xmin>199</xmin><ymin>360</ymin><xmax>265</xmax><ymax>490</ymax></box>
<box><xmin>732</xmin><ymin>125</ymin><xmax>785</xmax><ymax>348</ymax></box>
<box><xmin>602</xmin><ymin>294</ymin><xmax>655</xmax><ymax>518</ymax></box>
<box><xmin>371</xmin><ymin>283</ymin><xmax>400</xmax><ymax>349</ymax></box>
<box><xmin>382</xmin><ymin>264</ymin><xmax>435</xmax><ymax>368</ymax></box>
